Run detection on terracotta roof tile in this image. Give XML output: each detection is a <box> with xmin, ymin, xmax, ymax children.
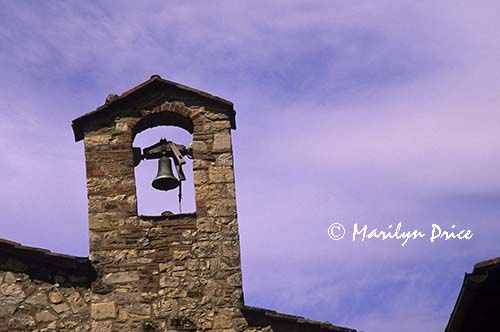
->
<box><xmin>72</xmin><ymin>74</ymin><xmax>236</xmax><ymax>141</ymax></box>
<box><xmin>242</xmin><ymin>305</ymin><xmax>357</xmax><ymax>332</ymax></box>
<box><xmin>0</xmin><ymin>237</ymin><xmax>95</xmax><ymax>287</ymax></box>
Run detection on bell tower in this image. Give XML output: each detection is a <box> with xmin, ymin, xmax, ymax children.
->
<box><xmin>72</xmin><ymin>75</ymin><xmax>244</xmax><ymax>331</ymax></box>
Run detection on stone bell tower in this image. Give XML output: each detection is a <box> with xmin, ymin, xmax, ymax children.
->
<box><xmin>72</xmin><ymin>75</ymin><xmax>243</xmax><ymax>331</ymax></box>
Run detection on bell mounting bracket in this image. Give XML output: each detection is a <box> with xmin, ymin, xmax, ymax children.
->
<box><xmin>133</xmin><ymin>138</ymin><xmax>192</xmax><ymax>182</ymax></box>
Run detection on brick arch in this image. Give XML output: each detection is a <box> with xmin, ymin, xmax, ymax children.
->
<box><xmin>131</xmin><ymin>101</ymin><xmax>203</xmax><ymax>141</ymax></box>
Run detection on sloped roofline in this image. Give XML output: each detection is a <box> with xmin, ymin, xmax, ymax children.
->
<box><xmin>242</xmin><ymin>305</ymin><xmax>357</xmax><ymax>332</ymax></box>
<box><xmin>445</xmin><ymin>257</ymin><xmax>500</xmax><ymax>331</ymax></box>
<box><xmin>0</xmin><ymin>238</ymin><xmax>96</xmax><ymax>287</ymax></box>
<box><xmin>71</xmin><ymin>75</ymin><xmax>236</xmax><ymax>141</ymax></box>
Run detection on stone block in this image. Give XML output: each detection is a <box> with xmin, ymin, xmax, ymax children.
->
<box><xmin>213</xmin><ymin>132</ymin><xmax>232</xmax><ymax>151</ymax></box>
<box><xmin>66</xmin><ymin>291</ymin><xmax>88</xmax><ymax>313</ymax></box>
<box><xmin>34</xmin><ymin>310</ymin><xmax>58</xmax><ymax>323</ymax></box>
<box><xmin>51</xmin><ymin>301</ymin><xmax>71</xmax><ymax>313</ymax></box>
<box><xmin>103</xmin><ymin>271</ymin><xmax>141</xmax><ymax>285</ymax></box>
<box><xmin>0</xmin><ymin>283</ymin><xmax>25</xmax><ymax>316</ymax></box>
<box><xmin>91</xmin><ymin>302</ymin><xmax>116</xmax><ymax>320</ymax></box>
<box><xmin>198</xmin><ymin>218</ymin><xmax>221</xmax><ymax>233</ymax></box>
<box><xmin>91</xmin><ymin>320</ymin><xmax>113</xmax><ymax>331</ymax></box>
<box><xmin>7</xmin><ymin>314</ymin><xmax>36</xmax><ymax>330</ymax></box>
<box><xmin>4</xmin><ymin>272</ymin><xmax>16</xmax><ymax>284</ymax></box>
<box><xmin>193</xmin><ymin>169</ymin><xmax>209</xmax><ymax>185</ymax></box>
<box><xmin>159</xmin><ymin>276</ymin><xmax>180</xmax><ymax>288</ymax></box>
<box><xmin>205</xmin><ymin>113</ymin><xmax>228</xmax><ymax>121</ymax></box>
<box><xmin>206</xmin><ymin>199</ymin><xmax>237</xmax><ymax>217</ymax></box>
<box><xmin>193</xmin><ymin>241</ymin><xmax>218</xmax><ymax>258</ymax></box>
<box><xmin>128</xmin><ymin>303</ymin><xmax>151</xmax><ymax>319</ymax></box>
<box><xmin>213</xmin><ymin>315</ymin><xmax>232</xmax><ymax>328</ymax></box>
<box><xmin>216</xmin><ymin>153</ymin><xmax>234</xmax><ymax>166</ymax></box>
<box><xmin>25</xmin><ymin>293</ymin><xmax>48</xmax><ymax>306</ymax></box>
<box><xmin>208</xmin><ymin>166</ymin><xmax>234</xmax><ymax>183</ymax></box>
<box><xmin>153</xmin><ymin>298</ymin><xmax>177</xmax><ymax>317</ymax></box>
<box><xmin>191</xmin><ymin>140</ymin><xmax>208</xmax><ymax>153</ymax></box>
<box><xmin>49</xmin><ymin>291</ymin><xmax>63</xmax><ymax>304</ymax></box>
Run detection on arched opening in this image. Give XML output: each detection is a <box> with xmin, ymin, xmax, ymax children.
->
<box><xmin>133</xmin><ymin>122</ymin><xmax>195</xmax><ymax>216</ymax></box>
<box><xmin>132</xmin><ymin>111</ymin><xmax>193</xmax><ymax>139</ymax></box>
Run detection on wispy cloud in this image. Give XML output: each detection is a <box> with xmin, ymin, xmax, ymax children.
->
<box><xmin>0</xmin><ymin>1</ymin><xmax>499</xmax><ymax>331</ymax></box>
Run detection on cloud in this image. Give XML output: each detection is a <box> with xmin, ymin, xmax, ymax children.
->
<box><xmin>0</xmin><ymin>2</ymin><xmax>499</xmax><ymax>332</ymax></box>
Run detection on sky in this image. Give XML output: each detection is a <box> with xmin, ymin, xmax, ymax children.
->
<box><xmin>1</xmin><ymin>1</ymin><xmax>500</xmax><ymax>331</ymax></box>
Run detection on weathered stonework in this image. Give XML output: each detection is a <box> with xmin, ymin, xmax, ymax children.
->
<box><xmin>0</xmin><ymin>268</ymin><xmax>91</xmax><ymax>331</ymax></box>
<box><xmin>80</xmin><ymin>99</ymin><xmax>243</xmax><ymax>331</ymax></box>
<box><xmin>0</xmin><ymin>76</ymin><xmax>356</xmax><ymax>332</ymax></box>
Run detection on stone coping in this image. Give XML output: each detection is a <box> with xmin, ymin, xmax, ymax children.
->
<box><xmin>139</xmin><ymin>212</ymin><xmax>197</xmax><ymax>222</ymax></box>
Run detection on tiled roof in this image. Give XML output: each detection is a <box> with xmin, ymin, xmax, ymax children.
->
<box><xmin>445</xmin><ymin>257</ymin><xmax>500</xmax><ymax>331</ymax></box>
<box><xmin>242</xmin><ymin>305</ymin><xmax>357</xmax><ymax>332</ymax></box>
<box><xmin>71</xmin><ymin>74</ymin><xmax>236</xmax><ymax>141</ymax></box>
<box><xmin>0</xmin><ymin>238</ymin><xmax>95</xmax><ymax>287</ymax></box>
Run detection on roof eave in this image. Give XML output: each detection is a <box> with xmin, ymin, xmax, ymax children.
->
<box><xmin>71</xmin><ymin>75</ymin><xmax>236</xmax><ymax>142</ymax></box>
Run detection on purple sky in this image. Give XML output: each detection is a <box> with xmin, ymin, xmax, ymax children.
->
<box><xmin>1</xmin><ymin>1</ymin><xmax>500</xmax><ymax>331</ymax></box>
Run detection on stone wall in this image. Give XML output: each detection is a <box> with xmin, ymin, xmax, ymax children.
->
<box><xmin>88</xmin><ymin>213</ymin><xmax>243</xmax><ymax>331</ymax></box>
<box><xmin>82</xmin><ymin>100</ymin><xmax>245</xmax><ymax>331</ymax></box>
<box><xmin>0</xmin><ymin>77</ymin><xmax>357</xmax><ymax>332</ymax></box>
<box><xmin>0</xmin><ymin>271</ymin><xmax>90</xmax><ymax>332</ymax></box>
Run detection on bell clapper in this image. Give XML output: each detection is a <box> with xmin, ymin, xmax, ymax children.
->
<box><xmin>178</xmin><ymin>182</ymin><xmax>182</xmax><ymax>214</ymax></box>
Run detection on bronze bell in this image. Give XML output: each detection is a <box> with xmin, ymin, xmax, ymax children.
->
<box><xmin>152</xmin><ymin>156</ymin><xmax>180</xmax><ymax>191</ymax></box>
